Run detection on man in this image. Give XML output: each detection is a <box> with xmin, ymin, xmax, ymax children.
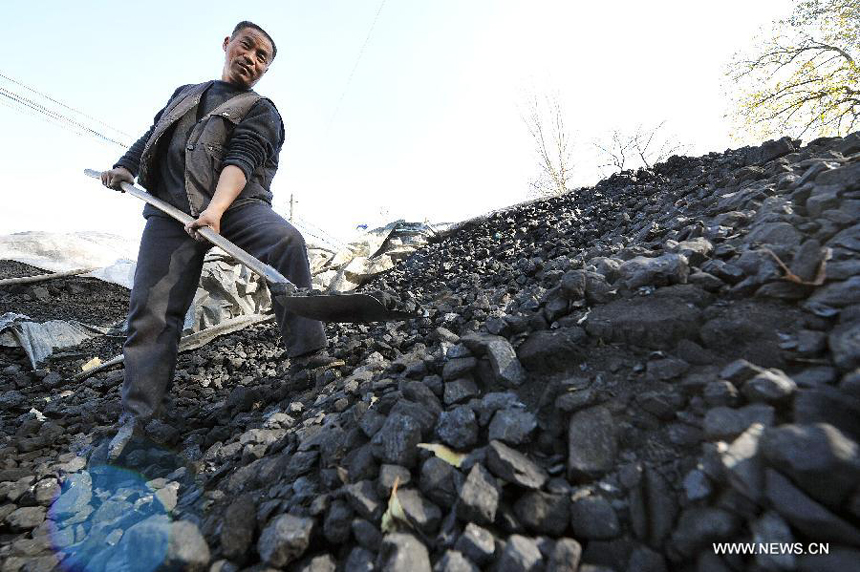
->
<box><xmin>101</xmin><ymin>22</ymin><xmax>327</xmax><ymax>459</ymax></box>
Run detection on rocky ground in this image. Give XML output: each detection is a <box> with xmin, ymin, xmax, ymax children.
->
<box><xmin>1</xmin><ymin>132</ymin><xmax>859</xmax><ymax>571</ymax></box>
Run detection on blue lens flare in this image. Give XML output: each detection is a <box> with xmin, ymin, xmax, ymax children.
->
<box><xmin>47</xmin><ymin>441</ymin><xmax>193</xmax><ymax>572</ymax></box>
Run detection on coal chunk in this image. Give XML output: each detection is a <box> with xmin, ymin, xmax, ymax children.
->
<box><xmin>567</xmin><ymin>406</ymin><xmax>617</xmax><ymax>481</ymax></box>
<box><xmin>257</xmin><ymin>514</ymin><xmax>314</xmax><ymax>567</ymax></box>
<box><xmin>488</xmin><ymin>409</ymin><xmax>537</xmax><ymax>445</ymax></box>
<box><xmin>377</xmin><ymin>533</ymin><xmax>431</xmax><ymax>572</ymax></box>
<box><xmin>455</xmin><ymin>522</ymin><xmax>496</xmax><ymax>565</ymax></box>
<box><xmin>371</xmin><ymin>413</ymin><xmax>422</xmax><ymax>467</ymax></box>
<box><xmin>455</xmin><ymin>464</ymin><xmax>500</xmax><ymax>525</ymax></box>
<box><xmin>514</xmin><ymin>490</ymin><xmax>570</xmax><ymax>535</ymax></box>
<box><xmin>436</xmin><ymin>405</ymin><xmax>479</xmax><ymax>449</ymax></box>
<box><xmin>486</xmin><ymin>440</ymin><xmax>547</xmax><ymax>489</ymax></box>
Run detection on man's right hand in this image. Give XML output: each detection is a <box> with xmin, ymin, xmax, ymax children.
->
<box><xmin>101</xmin><ymin>167</ymin><xmax>133</xmax><ymax>192</ymax></box>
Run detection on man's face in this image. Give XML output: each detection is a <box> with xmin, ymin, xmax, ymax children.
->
<box><xmin>222</xmin><ymin>28</ymin><xmax>274</xmax><ymax>89</ymax></box>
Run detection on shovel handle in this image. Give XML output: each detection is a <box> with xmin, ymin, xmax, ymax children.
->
<box><xmin>84</xmin><ymin>169</ymin><xmax>294</xmax><ymax>291</ymax></box>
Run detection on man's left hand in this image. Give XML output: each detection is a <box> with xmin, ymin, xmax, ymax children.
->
<box><xmin>184</xmin><ymin>209</ymin><xmax>222</xmax><ymax>242</ymax></box>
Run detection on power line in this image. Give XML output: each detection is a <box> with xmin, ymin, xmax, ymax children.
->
<box><xmin>296</xmin><ymin>213</ymin><xmax>346</xmax><ymax>243</ymax></box>
<box><xmin>0</xmin><ymin>85</ymin><xmax>131</xmax><ymax>148</ymax></box>
<box><xmin>0</xmin><ymin>96</ymin><xmax>83</xmax><ymax>137</ymax></box>
<box><xmin>0</xmin><ymin>88</ymin><xmax>95</xmax><ymax>138</ymax></box>
<box><xmin>300</xmin><ymin>1</ymin><xmax>389</xmax><ymax>247</ymax></box>
<box><xmin>294</xmin><ymin>214</ymin><xmax>351</xmax><ymax>251</ymax></box>
<box><xmin>295</xmin><ymin>214</ymin><xmax>349</xmax><ymax>249</ymax></box>
<box><xmin>324</xmin><ymin>0</ymin><xmax>387</xmax><ymax>136</ymax></box>
<box><xmin>0</xmin><ymin>70</ymin><xmax>133</xmax><ymax>139</ymax></box>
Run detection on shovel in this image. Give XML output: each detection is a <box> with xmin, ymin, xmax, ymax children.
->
<box><xmin>84</xmin><ymin>169</ymin><xmax>416</xmax><ymax>323</ymax></box>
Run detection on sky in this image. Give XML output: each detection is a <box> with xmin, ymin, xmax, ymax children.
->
<box><xmin>0</xmin><ymin>0</ymin><xmax>795</xmax><ymax>247</ymax></box>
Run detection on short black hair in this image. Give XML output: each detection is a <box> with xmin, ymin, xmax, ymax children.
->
<box><xmin>231</xmin><ymin>21</ymin><xmax>277</xmax><ymax>60</ymax></box>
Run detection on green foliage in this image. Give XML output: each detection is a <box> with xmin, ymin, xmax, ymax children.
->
<box><xmin>727</xmin><ymin>0</ymin><xmax>859</xmax><ymax>141</ymax></box>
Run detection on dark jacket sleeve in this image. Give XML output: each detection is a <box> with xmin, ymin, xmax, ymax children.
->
<box><xmin>222</xmin><ymin>98</ymin><xmax>285</xmax><ymax>181</ymax></box>
<box><xmin>113</xmin><ymin>86</ymin><xmax>188</xmax><ymax>176</ymax></box>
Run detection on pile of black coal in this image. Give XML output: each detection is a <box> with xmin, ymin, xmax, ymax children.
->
<box><xmin>1</xmin><ymin>131</ymin><xmax>859</xmax><ymax>570</ymax></box>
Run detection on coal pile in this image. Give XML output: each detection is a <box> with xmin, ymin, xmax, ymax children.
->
<box><xmin>2</xmin><ymin>131</ymin><xmax>860</xmax><ymax>570</ymax></box>
<box><xmin>0</xmin><ymin>261</ymin><xmax>51</xmax><ymax>281</ymax></box>
<box><xmin>0</xmin><ymin>261</ymin><xmax>129</xmax><ymax>325</ymax></box>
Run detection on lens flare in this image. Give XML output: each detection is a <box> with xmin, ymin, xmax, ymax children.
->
<box><xmin>48</xmin><ymin>440</ymin><xmax>194</xmax><ymax>572</ymax></box>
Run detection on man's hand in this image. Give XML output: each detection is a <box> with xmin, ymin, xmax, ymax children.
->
<box><xmin>182</xmin><ymin>165</ymin><xmax>248</xmax><ymax>242</ymax></box>
<box><xmin>184</xmin><ymin>208</ymin><xmax>223</xmax><ymax>242</ymax></box>
<box><xmin>101</xmin><ymin>167</ymin><xmax>133</xmax><ymax>192</ymax></box>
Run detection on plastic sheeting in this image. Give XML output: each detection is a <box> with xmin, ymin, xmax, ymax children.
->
<box><xmin>0</xmin><ymin>220</ymin><xmax>440</xmax><ymax>369</ymax></box>
<box><xmin>0</xmin><ymin>231</ymin><xmax>138</xmax><ymax>288</ymax></box>
<box><xmin>0</xmin><ymin>232</ymin><xmax>272</xmax><ymax>335</ymax></box>
<box><xmin>311</xmin><ymin>220</ymin><xmax>440</xmax><ymax>292</ymax></box>
<box><xmin>0</xmin><ymin>312</ymin><xmax>110</xmax><ymax>369</ymax></box>
<box><xmin>184</xmin><ymin>249</ymin><xmax>272</xmax><ymax>333</ymax></box>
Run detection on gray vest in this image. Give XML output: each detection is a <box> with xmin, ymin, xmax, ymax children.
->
<box><xmin>138</xmin><ymin>82</ymin><xmax>276</xmax><ymax>216</ymax></box>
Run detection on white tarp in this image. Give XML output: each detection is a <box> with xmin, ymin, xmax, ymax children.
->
<box><xmin>0</xmin><ymin>231</ymin><xmax>138</xmax><ymax>288</ymax></box>
<box><xmin>311</xmin><ymin>220</ymin><xmax>440</xmax><ymax>292</ymax></box>
<box><xmin>0</xmin><ymin>312</ymin><xmax>110</xmax><ymax>369</ymax></box>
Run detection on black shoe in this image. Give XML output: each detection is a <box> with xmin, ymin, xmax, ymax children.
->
<box><xmin>152</xmin><ymin>397</ymin><xmax>180</xmax><ymax>425</ymax></box>
<box><xmin>289</xmin><ymin>349</ymin><xmax>341</xmax><ymax>372</ymax></box>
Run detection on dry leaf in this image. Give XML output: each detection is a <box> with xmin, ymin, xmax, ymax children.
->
<box><xmin>576</xmin><ymin>309</ymin><xmax>591</xmax><ymax>325</ymax></box>
<box><xmin>28</xmin><ymin>407</ymin><xmax>47</xmax><ymax>422</ymax></box>
<box><xmin>380</xmin><ymin>477</ymin><xmax>409</xmax><ymax>533</ymax></box>
<box><xmin>417</xmin><ymin>443</ymin><xmax>466</xmax><ymax>468</ymax></box>
<box><xmin>763</xmin><ymin>247</ymin><xmax>830</xmax><ymax>286</ymax></box>
<box><xmin>336</xmin><ymin>466</ymin><xmax>349</xmax><ymax>485</ymax></box>
<box><xmin>811</xmin><ymin>247</ymin><xmax>832</xmax><ymax>286</ymax></box>
<box><xmin>81</xmin><ymin>357</ymin><xmax>102</xmax><ymax>372</ymax></box>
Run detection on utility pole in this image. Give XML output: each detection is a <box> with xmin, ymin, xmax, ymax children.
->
<box><xmin>289</xmin><ymin>192</ymin><xmax>295</xmax><ymax>221</ymax></box>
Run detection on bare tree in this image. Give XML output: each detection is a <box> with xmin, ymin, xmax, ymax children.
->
<box><xmin>593</xmin><ymin>129</ymin><xmax>635</xmax><ymax>174</ymax></box>
<box><xmin>593</xmin><ymin>121</ymin><xmax>689</xmax><ymax>176</ymax></box>
<box><xmin>630</xmin><ymin>121</ymin><xmax>690</xmax><ymax>168</ymax></box>
<box><xmin>726</xmin><ymin>0</ymin><xmax>859</xmax><ymax>140</ymax></box>
<box><xmin>521</xmin><ymin>92</ymin><xmax>575</xmax><ymax>197</ymax></box>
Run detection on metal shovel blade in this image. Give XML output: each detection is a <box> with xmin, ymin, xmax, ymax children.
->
<box><xmin>277</xmin><ymin>292</ymin><xmax>417</xmax><ymax>323</ymax></box>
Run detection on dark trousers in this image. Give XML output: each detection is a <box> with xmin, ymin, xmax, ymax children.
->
<box><xmin>122</xmin><ymin>202</ymin><xmax>327</xmax><ymax>422</ymax></box>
